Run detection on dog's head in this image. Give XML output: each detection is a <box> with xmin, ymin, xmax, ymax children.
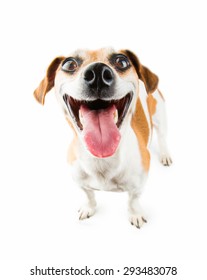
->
<box><xmin>34</xmin><ymin>48</ymin><xmax>158</xmax><ymax>158</ymax></box>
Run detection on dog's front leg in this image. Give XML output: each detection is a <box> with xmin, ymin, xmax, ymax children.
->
<box><xmin>128</xmin><ymin>190</ymin><xmax>147</xmax><ymax>229</ymax></box>
<box><xmin>78</xmin><ymin>188</ymin><xmax>97</xmax><ymax>220</ymax></box>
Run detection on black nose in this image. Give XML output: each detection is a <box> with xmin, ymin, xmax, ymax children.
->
<box><xmin>84</xmin><ymin>63</ymin><xmax>114</xmax><ymax>89</ymax></box>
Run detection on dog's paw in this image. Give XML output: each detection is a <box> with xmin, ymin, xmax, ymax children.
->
<box><xmin>160</xmin><ymin>154</ymin><xmax>172</xmax><ymax>166</ymax></box>
<box><xmin>129</xmin><ymin>214</ymin><xmax>147</xmax><ymax>229</ymax></box>
<box><xmin>78</xmin><ymin>205</ymin><xmax>96</xmax><ymax>220</ymax></box>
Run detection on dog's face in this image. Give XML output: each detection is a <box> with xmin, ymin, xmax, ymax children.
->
<box><xmin>34</xmin><ymin>48</ymin><xmax>158</xmax><ymax>158</ymax></box>
<box><xmin>55</xmin><ymin>48</ymin><xmax>138</xmax><ymax>158</ymax></box>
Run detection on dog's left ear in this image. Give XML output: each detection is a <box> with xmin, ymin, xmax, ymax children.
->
<box><xmin>34</xmin><ymin>56</ymin><xmax>65</xmax><ymax>105</ymax></box>
<box><xmin>124</xmin><ymin>50</ymin><xmax>159</xmax><ymax>94</ymax></box>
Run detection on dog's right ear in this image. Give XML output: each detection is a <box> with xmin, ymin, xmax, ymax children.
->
<box><xmin>34</xmin><ymin>56</ymin><xmax>65</xmax><ymax>105</ymax></box>
<box><xmin>124</xmin><ymin>50</ymin><xmax>159</xmax><ymax>94</ymax></box>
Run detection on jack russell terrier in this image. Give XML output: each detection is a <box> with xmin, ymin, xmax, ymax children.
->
<box><xmin>34</xmin><ymin>48</ymin><xmax>172</xmax><ymax>228</ymax></box>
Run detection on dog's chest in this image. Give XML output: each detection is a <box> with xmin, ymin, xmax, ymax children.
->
<box><xmin>74</xmin><ymin>161</ymin><xmax>130</xmax><ymax>192</ymax></box>
<box><xmin>82</xmin><ymin>160</ymin><xmax>127</xmax><ymax>192</ymax></box>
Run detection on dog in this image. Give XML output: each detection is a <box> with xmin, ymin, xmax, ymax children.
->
<box><xmin>34</xmin><ymin>47</ymin><xmax>172</xmax><ymax>228</ymax></box>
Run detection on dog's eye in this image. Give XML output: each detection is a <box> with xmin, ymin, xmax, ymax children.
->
<box><xmin>114</xmin><ymin>55</ymin><xmax>130</xmax><ymax>70</ymax></box>
<box><xmin>62</xmin><ymin>58</ymin><xmax>78</xmax><ymax>72</ymax></box>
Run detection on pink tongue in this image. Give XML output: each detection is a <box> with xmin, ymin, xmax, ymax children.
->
<box><xmin>80</xmin><ymin>104</ymin><xmax>121</xmax><ymax>158</ymax></box>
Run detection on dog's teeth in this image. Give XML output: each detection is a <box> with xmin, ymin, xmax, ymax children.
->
<box><xmin>114</xmin><ymin>109</ymin><xmax>118</xmax><ymax>124</ymax></box>
<box><xmin>79</xmin><ymin>110</ymin><xmax>84</xmax><ymax>124</ymax></box>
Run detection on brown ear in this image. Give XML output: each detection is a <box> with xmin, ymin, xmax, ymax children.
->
<box><xmin>124</xmin><ymin>50</ymin><xmax>159</xmax><ymax>94</ymax></box>
<box><xmin>34</xmin><ymin>56</ymin><xmax>65</xmax><ymax>105</ymax></box>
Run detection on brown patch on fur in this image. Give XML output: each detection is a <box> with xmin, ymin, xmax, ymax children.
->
<box><xmin>66</xmin><ymin>117</ymin><xmax>78</xmax><ymax>164</ymax></box>
<box><xmin>86</xmin><ymin>49</ymin><xmax>112</xmax><ymax>65</ymax></box>
<box><xmin>147</xmin><ymin>94</ymin><xmax>157</xmax><ymax>126</ymax></box>
<box><xmin>131</xmin><ymin>99</ymin><xmax>150</xmax><ymax>171</ymax></box>
<box><xmin>34</xmin><ymin>56</ymin><xmax>65</xmax><ymax>105</ymax></box>
<box><xmin>88</xmin><ymin>50</ymin><xmax>99</xmax><ymax>62</ymax></box>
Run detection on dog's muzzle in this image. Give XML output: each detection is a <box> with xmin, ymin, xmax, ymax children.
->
<box><xmin>83</xmin><ymin>63</ymin><xmax>114</xmax><ymax>98</ymax></box>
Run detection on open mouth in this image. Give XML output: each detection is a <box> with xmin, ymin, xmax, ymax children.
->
<box><xmin>63</xmin><ymin>92</ymin><xmax>132</xmax><ymax>158</ymax></box>
<box><xmin>63</xmin><ymin>92</ymin><xmax>132</xmax><ymax>130</ymax></box>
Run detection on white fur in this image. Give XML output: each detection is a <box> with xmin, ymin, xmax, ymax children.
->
<box><xmin>151</xmin><ymin>90</ymin><xmax>172</xmax><ymax>165</ymax></box>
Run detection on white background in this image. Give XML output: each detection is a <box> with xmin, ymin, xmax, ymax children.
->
<box><xmin>0</xmin><ymin>0</ymin><xmax>207</xmax><ymax>279</ymax></box>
